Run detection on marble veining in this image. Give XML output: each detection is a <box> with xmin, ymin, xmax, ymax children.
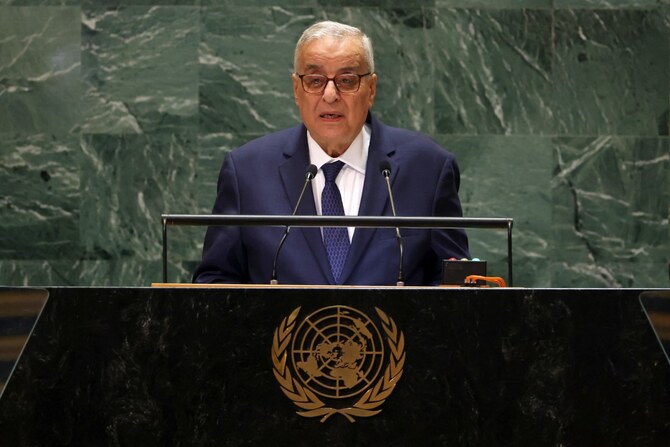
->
<box><xmin>0</xmin><ymin>134</ymin><xmax>80</xmax><ymax>260</ymax></box>
<box><xmin>0</xmin><ymin>6</ymin><xmax>81</xmax><ymax>133</ymax></box>
<box><xmin>552</xmin><ymin>9</ymin><xmax>668</xmax><ymax>136</ymax></box>
<box><xmin>552</xmin><ymin>136</ymin><xmax>669</xmax><ymax>286</ymax></box>
<box><xmin>434</xmin><ymin>9</ymin><xmax>554</xmax><ymax>135</ymax></box>
<box><xmin>80</xmin><ymin>6</ymin><xmax>199</xmax><ymax>134</ymax></box>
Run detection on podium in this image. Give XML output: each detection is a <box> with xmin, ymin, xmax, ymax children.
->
<box><xmin>1</xmin><ymin>286</ymin><xmax>669</xmax><ymax>445</ymax></box>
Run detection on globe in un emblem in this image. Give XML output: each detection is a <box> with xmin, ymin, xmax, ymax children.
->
<box><xmin>291</xmin><ymin>305</ymin><xmax>385</xmax><ymax>399</ymax></box>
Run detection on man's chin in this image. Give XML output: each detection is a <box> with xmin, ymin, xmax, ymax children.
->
<box><xmin>311</xmin><ymin>132</ymin><xmax>353</xmax><ymax>156</ymax></box>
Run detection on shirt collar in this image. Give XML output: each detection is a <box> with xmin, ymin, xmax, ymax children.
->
<box><xmin>307</xmin><ymin>124</ymin><xmax>370</xmax><ymax>174</ymax></box>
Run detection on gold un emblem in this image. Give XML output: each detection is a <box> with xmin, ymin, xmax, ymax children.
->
<box><xmin>271</xmin><ymin>305</ymin><xmax>405</xmax><ymax>422</ymax></box>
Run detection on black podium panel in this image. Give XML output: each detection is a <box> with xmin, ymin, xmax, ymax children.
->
<box><xmin>0</xmin><ymin>287</ymin><xmax>669</xmax><ymax>446</ymax></box>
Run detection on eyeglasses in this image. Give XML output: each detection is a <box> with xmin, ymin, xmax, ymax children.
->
<box><xmin>297</xmin><ymin>72</ymin><xmax>372</xmax><ymax>94</ymax></box>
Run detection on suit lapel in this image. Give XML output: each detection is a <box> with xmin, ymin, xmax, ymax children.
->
<box><xmin>278</xmin><ymin>127</ymin><xmax>334</xmax><ymax>284</ymax></box>
<box><xmin>339</xmin><ymin>115</ymin><xmax>398</xmax><ymax>284</ymax></box>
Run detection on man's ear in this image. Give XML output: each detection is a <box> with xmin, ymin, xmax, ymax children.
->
<box><xmin>367</xmin><ymin>73</ymin><xmax>378</xmax><ymax>107</ymax></box>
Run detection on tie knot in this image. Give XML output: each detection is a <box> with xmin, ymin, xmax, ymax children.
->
<box><xmin>321</xmin><ymin>161</ymin><xmax>345</xmax><ymax>183</ymax></box>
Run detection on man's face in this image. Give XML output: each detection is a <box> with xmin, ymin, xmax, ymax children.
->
<box><xmin>292</xmin><ymin>36</ymin><xmax>377</xmax><ymax>157</ymax></box>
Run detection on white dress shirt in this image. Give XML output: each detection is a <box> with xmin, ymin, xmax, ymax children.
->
<box><xmin>308</xmin><ymin>124</ymin><xmax>371</xmax><ymax>241</ymax></box>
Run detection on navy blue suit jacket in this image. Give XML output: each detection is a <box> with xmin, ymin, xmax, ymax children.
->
<box><xmin>193</xmin><ymin>113</ymin><xmax>469</xmax><ymax>285</ymax></box>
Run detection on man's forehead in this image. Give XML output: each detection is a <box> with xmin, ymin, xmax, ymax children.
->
<box><xmin>297</xmin><ymin>37</ymin><xmax>366</xmax><ymax>69</ymax></box>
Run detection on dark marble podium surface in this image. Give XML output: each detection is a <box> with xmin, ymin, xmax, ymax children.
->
<box><xmin>0</xmin><ymin>287</ymin><xmax>668</xmax><ymax>446</ymax></box>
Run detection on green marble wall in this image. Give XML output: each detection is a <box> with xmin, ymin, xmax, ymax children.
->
<box><xmin>0</xmin><ymin>1</ymin><xmax>668</xmax><ymax>287</ymax></box>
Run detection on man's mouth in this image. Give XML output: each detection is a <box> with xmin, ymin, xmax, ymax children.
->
<box><xmin>320</xmin><ymin>113</ymin><xmax>343</xmax><ymax>119</ymax></box>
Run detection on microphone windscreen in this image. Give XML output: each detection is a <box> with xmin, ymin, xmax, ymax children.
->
<box><xmin>306</xmin><ymin>164</ymin><xmax>318</xmax><ymax>179</ymax></box>
<box><xmin>379</xmin><ymin>160</ymin><xmax>391</xmax><ymax>176</ymax></box>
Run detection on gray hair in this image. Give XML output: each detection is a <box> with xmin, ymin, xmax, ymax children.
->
<box><xmin>294</xmin><ymin>21</ymin><xmax>375</xmax><ymax>73</ymax></box>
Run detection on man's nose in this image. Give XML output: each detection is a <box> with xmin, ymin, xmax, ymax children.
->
<box><xmin>322</xmin><ymin>79</ymin><xmax>340</xmax><ymax>102</ymax></box>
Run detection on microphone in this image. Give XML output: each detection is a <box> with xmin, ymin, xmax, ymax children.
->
<box><xmin>270</xmin><ymin>164</ymin><xmax>318</xmax><ymax>284</ymax></box>
<box><xmin>379</xmin><ymin>160</ymin><xmax>404</xmax><ymax>286</ymax></box>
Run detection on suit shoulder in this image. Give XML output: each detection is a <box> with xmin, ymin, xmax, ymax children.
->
<box><xmin>228</xmin><ymin>125</ymin><xmax>303</xmax><ymax>162</ymax></box>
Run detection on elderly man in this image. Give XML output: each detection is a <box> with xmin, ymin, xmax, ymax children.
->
<box><xmin>193</xmin><ymin>21</ymin><xmax>469</xmax><ymax>285</ymax></box>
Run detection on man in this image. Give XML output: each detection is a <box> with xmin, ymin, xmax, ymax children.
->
<box><xmin>193</xmin><ymin>21</ymin><xmax>469</xmax><ymax>285</ymax></box>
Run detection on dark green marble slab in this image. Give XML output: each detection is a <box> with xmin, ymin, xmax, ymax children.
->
<box><xmin>0</xmin><ymin>7</ymin><xmax>80</xmax><ymax>134</ymax></box>
<box><xmin>553</xmin><ymin>9</ymin><xmax>669</xmax><ymax>136</ymax></box>
<box><xmin>442</xmin><ymin>135</ymin><xmax>553</xmax><ymax>287</ymax></box>
<box><xmin>0</xmin><ymin>259</ymin><xmax>178</xmax><ymax>286</ymax></box>
<box><xmin>315</xmin><ymin>0</ymin><xmax>435</xmax><ymax>6</ymax></box>
<box><xmin>77</xmin><ymin>259</ymin><xmax>170</xmax><ymax>285</ymax></box>
<box><xmin>550</xmin><ymin>261</ymin><xmax>669</xmax><ymax>287</ymax></box>
<box><xmin>199</xmin><ymin>6</ymin><xmax>306</xmax><ymax>135</ymax></box>
<box><xmin>0</xmin><ymin>253</ymin><xmax>204</xmax><ymax>286</ymax></box>
<box><xmin>0</xmin><ymin>261</ymin><xmax>81</xmax><ymax>285</ymax></box>
<box><xmin>437</xmin><ymin>0</ymin><xmax>551</xmax><ymax>7</ymax></box>
<box><xmin>200</xmin><ymin>0</ymin><xmax>315</xmax><ymax>5</ymax></box>
<box><xmin>80</xmin><ymin>6</ymin><xmax>199</xmax><ymax>134</ymax></box>
<box><xmin>433</xmin><ymin>9</ymin><xmax>553</xmax><ymax>135</ymax></box>
<box><xmin>552</xmin><ymin>136</ymin><xmax>669</xmax><ymax>287</ymax></box>
<box><xmin>0</xmin><ymin>1</ymin><xmax>78</xmax><ymax>5</ymax></box>
<box><xmin>82</xmin><ymin>0</ymin><xmax>199</xmax><ymax>5</ymax></box>
<box><xmin>79</xmin><ymin>133</ymin><xmax>199</xmax><ymax>265</ymax></box>
<box><xmin>0</xmin><ymin>133</ymin><xmax>80</xmax><ymax>260</ymax></box>
<box><xmin>201</xmin><ymin>1</ymin><xmax>436</xmax><ymax>5</ymax></box>
<box><xmin>37</xmin><ymin>258</ymin><xmax>191</xmax><ymax>286</ymax></box>
<box><xmin>555</xmin><ymin>0</ymin><xmax>668</xmax><ymax>8</ymax></box>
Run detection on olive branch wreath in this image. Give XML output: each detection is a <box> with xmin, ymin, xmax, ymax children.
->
<box><xmin>271</xmin><ymin>306</ymin><xmax>405</xmax><ymax>423</ymax></box>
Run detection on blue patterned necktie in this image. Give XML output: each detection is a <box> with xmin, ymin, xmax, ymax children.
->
<box><xmin>321</xmin><ymin>161</ymin><xmax>350</xmax><ymax>283</ymax></box>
